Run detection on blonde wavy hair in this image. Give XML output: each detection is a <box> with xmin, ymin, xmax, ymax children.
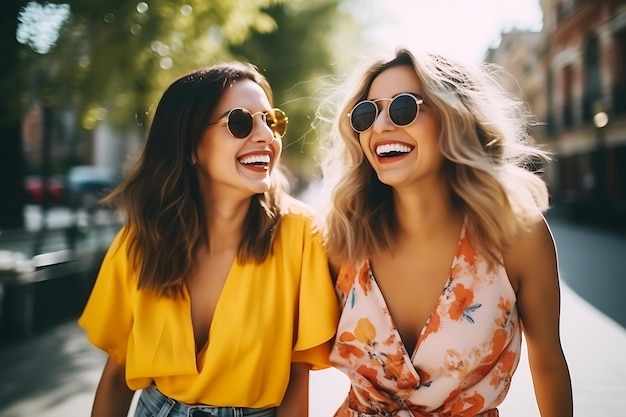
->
<box><xmin>320</xmin><ymin>48</ymin><xmax>550</xmax><ymax>267</ymax></box>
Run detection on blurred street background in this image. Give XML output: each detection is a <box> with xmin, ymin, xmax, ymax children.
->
<box><xmin>1</xmin><ymin>0</ymin><xmax>626</xmax><ymax>416</ymax></box>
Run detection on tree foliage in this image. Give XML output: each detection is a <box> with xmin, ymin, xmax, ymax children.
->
<box><xmin>230</xmin><ymin>0</ymin><xmax>346</xmax><ymax>184</ymax></box>
<box><xmin>1</xmin><ymin>0</ymin><xmax>286</xmax><ymax>229</ymax></box>
<box><xmin>1</xmin><ymin>0</ymin><xmax>366</xmax><ymax>228</ymax></box>
<box><xmin>0</xmin><ymin>0</ymin><xmax>29</xmax><ymax>229</ymax></box>
<box><xmin>29</xmin><ymin>0</ymin><xmax>288</xmax><ymax>129</ymax></box>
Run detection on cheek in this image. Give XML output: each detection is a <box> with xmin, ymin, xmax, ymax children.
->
<box><xmin>358</xmin><ymin>134</ymin><xmax>373</xmax><ymax>158</ymax></box>
<box><xmin>359</xmin><ymin>136</ymin><xmax>379</xmax><ymax>168</ymax></box>
<box><xmin>270</xmin><ymin>140</ymin><xmax>283</xmax><ymax>166</ymax></box>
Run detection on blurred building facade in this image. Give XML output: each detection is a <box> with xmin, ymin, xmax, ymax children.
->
<box><xmin>487</xmin><ymin>0</ymin><xmax>626</xmax><ymax>227</ymax></box>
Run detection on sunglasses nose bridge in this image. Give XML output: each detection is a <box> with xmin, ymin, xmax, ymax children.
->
<box><xmin>371</xmin><ymin>99</ymin><xmax>396</xmax><ymax>132</ymax></box>
<box><xmin>248</xmin><ymin>112</ymin><xmax>275</xmax><ymax>144</ymax></box>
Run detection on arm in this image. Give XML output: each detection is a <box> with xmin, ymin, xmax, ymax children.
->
<box><xmin>505</xmin><ymin>217</ymin><xmax>573</xmax><ymax>417</ymax></box>
<box><xmin>91</xmin><ymin>356</ymin><xmax>135</xmax><ymax>417</ymax></box>
<box><xmin>277</xmin><ymin>362</ymin><xmax>311</xmax><ymax>417</ymax></box>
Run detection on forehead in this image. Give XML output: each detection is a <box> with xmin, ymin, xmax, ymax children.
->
<box><xmin>215</xmin><ymin>79</ymin><xmax>271</xmax><ymax>113</ymax></box>
<box><xmin>367</xmin><ymin>65</ymin><xmax>423</xmax><ymax>99</ymax></box>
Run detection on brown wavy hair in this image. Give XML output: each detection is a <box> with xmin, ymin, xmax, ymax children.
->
<box><xmin>320</xmin><ymin>48</ymin><xmax>550</xmax><ymax>267</ymax></box>
<box><xmin>103</xmin><ymin>62</ymin><xmax>289</xmax><ymax>297</ymax></box>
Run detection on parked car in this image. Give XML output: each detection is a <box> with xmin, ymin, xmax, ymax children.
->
<box><xmin>24</xmin><ymin>175</ymin><xmax>66</xmax><ymax>205</ymax></box>
<box><xmin>66</xmin><ymin>165</ymin><xmax>120</xmax><ymax>210</ymax></box>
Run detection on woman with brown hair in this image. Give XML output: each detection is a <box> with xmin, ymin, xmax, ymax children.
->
<box><xmin>79</xmin><ymin>61</ymin><xmax>338</xmax><ymax>417</ymax></box>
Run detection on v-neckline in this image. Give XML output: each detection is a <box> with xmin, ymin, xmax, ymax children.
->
<box><xmin>367</xmin><ymin>223</ymin><xmax>466</xmax><ymax>361</ymax></box>
<box><xmin>184</xmin><ymin>256</ymin><xmax>239</xmax><ymax>362</ymax></box>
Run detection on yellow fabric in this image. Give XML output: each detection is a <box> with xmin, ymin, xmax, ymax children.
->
<box><xmin>78</xmin><ymin>204</ymin><xmax>339</xmax><ymax>407</ymax></box>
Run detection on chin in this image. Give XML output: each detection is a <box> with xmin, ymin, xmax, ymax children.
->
<box><xmin>375</xmin><ymin>173</ymin><xmax>405</xmax><ymax>187</ymax></box>
<box><xmin>247</xmin><ymin>180</ymin><xmax>272</xmax><ymax>195</ymax></box>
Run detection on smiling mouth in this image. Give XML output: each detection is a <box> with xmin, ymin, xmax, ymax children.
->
<box><xmin>375</xmin><ymin>143</ymin><xmax>413</xmax><ymax>157</ymax></box>
<box><xmin>238</xmin><ymin>154</ymin><xmax>270</xmax><ymax>167</ymax></box>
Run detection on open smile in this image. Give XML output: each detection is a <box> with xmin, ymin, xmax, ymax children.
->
<box><xmin>238</xmin><ymin>152</ymin><xmax>271</xmax><ymax>172</ymax></box>
<box><xmin>376</xmin><ymin>143</ymin><xmax>413</xmax><ymax>156</ymax></box>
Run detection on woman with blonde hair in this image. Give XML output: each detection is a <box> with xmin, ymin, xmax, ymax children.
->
<box><xmin>320</xmin><ymin>48</ymin><xmax>572</xmax><ymax>416</ymax></box>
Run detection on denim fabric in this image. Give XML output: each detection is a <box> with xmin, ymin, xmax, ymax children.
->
<box><xmin>134</xmin><ymin>386</ymin><xmax>277</xmax><ymax>417</ymax></box>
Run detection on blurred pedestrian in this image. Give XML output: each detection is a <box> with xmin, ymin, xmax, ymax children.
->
<box><xmin>319</xmin><ymin>48</ymin><xmax>572</xmax><ymax>416</ymax></box>
<box><xmin>79</xmin><ymin>61</ymin><xmax>338</xmax><ymax>417</ymax></box>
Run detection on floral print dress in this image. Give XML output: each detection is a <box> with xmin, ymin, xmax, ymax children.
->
<box><xmin>330</xmin><ymin>224</ymin><xmax>521</xmax><ymax>417</ymax></box>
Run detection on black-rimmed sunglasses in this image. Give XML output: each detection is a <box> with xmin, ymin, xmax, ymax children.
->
<box><xmin>208</xmin><ymin>107</ymin><xmax>288</xmax><ymax>139</ymax></box>
<box><xmin>348</xmin><ymin>93</ymin><xmax>424</xmax><ymax>133</ymax></box>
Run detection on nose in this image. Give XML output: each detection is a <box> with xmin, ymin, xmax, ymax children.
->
<box><xmin>249</xmin><ymin>113</ymin><xmax>274</xmax><ymax>144</ymax></box>
<box><xmin>371</xmin><ymin>104</ymin><xmax>395</xmax><ymax>133</ymax></box>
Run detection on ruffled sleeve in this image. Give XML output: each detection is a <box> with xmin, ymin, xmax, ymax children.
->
<box><xmin>291</xmin><ymin>215</ymin><xmax>339</xmax><ymax>370</ymax></box>
<box><xmin>77</xmin><ymin>228</ymin><xmax>135</xmax><ymax>365</ymax></box>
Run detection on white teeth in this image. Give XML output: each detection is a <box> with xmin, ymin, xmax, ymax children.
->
<box><xmin>239</xmin><ymin>154</ymin><xmax>270</xmax><ymax>164</ymax></box>
<box><xmin>376</xmin><ymin>143</ymin><xmax>412</xmax><ymax>155</ymax></box>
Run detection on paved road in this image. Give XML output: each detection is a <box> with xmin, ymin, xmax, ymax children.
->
<box><xmin>0</xmin><ymin>213</ymin><xmax>625</xmax><ymax>416</ymax></box>
<box><xmin>547</xmin><ymin>214</ymin><xmax>626</xmax><ymax>328</ymax></box>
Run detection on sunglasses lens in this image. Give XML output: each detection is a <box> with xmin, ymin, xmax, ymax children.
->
<box><xmin>267</xmin><ymin>108</ymin><xmax>288</xmax><ymax>138</ymax></box>
<box><xmin>350</xmin><ymin>101</ymin><xmax>378</xmax><ymax>132</ymax></box>
<box><xmin>389</xmin><ymin>94</ymin><xmax>418</xmax><ymax>126</ymax></box>
<box><xmin>227</xmin><ymin>109</ymin><xmax>253</xmax><ymax>138</ymax></box>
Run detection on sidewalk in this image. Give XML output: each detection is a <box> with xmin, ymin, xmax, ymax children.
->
<box><xmin>1</xmin><ymin>209</ymin><xmax>625</xmax><ymax>416</ymax></box>
<box><xmin>0</xmin><ymin>280</ymin><xmax>624</xmax><ymax>417</ymax></box>
<box><xmin>0</xmin><ymin>206</ymin><xmax>121</xmax><ymax>340</ymax></box>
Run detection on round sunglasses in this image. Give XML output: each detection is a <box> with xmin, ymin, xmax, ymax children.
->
<box><xmin>348</xmin><ymin>93</ymin><xmax>424</xmax><ymax>133</ymax></box>
<box><xmin>208</xmin><ymin>107</ymin><xmax>288</xmax><ymax>139</ymax></box>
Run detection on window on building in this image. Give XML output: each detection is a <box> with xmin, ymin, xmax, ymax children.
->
<box><xmin>583</xmin><ymin>34</ymin><xmax>601</xmax><ymax>121</ymax></box>
<box><xmin>563</xmin><ymin>65</ymin><xmax>574</xmax><ymax>128</ymax></box>
<box><xmin>613</xmin><ymin>28</ymin><xmax>626</xmax><ymax>115</ymax></box>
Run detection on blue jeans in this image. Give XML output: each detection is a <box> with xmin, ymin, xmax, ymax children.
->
<box><xmin>134</xmin><ymin>386</ymin><xmax>278</xmax><ymax>417</ymax></box>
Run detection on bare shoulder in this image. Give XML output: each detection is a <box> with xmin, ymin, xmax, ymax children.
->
<box><xmin>504</xmin><ymin>216</ymin><xmax>558</xmax><ymax>291</ymax></box>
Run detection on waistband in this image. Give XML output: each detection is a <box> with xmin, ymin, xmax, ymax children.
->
<box><xmin>138</xmin><ymin>386</ymin><xmax>277</xmax><ymax>417</ymax></box>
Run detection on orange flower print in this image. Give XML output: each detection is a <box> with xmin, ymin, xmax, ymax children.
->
<box><xmin>337</xmin><ymin>331</ymin><xmax>366</xmax><ymax>359</ymax></box>
<box><xmin>339</xmin><ymin>331</ymin><xmax>357</xmax><ymax>342</ymax></box>
<box><xmin>444</xmin><ymin>349</ymin><xmax>468</xmax><ymax>373</ymax></box>
<box><xmin>457</xmin><ymin>235</ymin><xmax>477</xmax><ymax>266</ymax></box>
<box><xmin>495</xmin><ymin>296</ymin><xmax>513</xmax><ymax>328</ymax></box>
<box><xmin>449</xmin><ymin>392</ymin><xmax>485</xmax><ymax>416</ymax></box>
<box><xmin>329</xmin><ymin>230</ymin><xmax>522</xmax><ymax>417</ymax></box>
<box><xmin>421</xmin><ymin>309</ymin><xmax>441</xmax><ymax>341</ymax></box>
<box><xmin>358</xmin><ymin>264</ymin><xmax>371</xmax><ymax>295</ymax></box>
<box><xmin>337</xmin><ymin>264</ymin><xmax>357</xmax><ymax>296</ymax></box>
<box><xmin>382</xmin><ymin>350</ymin><xmax>419</xmax><ymax>388</ymax></box>
<box><xmin>337</xmin><ymin>343</ymin><xmax>365</xmax><ymax>359</ymax></box>
<box><xmin>416</xmin><ymin>368</ymin><xmax>432</xmax><ymax>387</ymax></box>
<box><xmin>483</xmin><ymin>328</ymin><xmax>508</xmax><ymax>364</ymax></box>
<box><xmin>357</xmin><ymin>364</ymin><xmax>379</xmax><ymax>382</ymax></box>
<box><xmin>489</xmin><ymin>362</ymin><xmax>511</xmax><ymax>388</ymax></box>
<box><xmin>354</xmin><ymin>318</ymin><xmax>377</xmax><ymax>344</ymax></box>
<box><xmin>449</xmin><ymin>284</ymin><xmax>480</xmax><ymax>322</ymax></box>
<box><xmin>498</xmin><ymin>350</ymin><xmax>517</xmax><ymax>374</ymax></box>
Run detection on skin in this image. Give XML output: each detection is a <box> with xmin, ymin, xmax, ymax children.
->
<box><xmin>352</xmin><ymin>65</ymin><xmax>572</xmax><ymax>416</ymax></box>
<box><xmin>90</xmin><ymin>79</ymin><xmax>310</xmax><ymax>417</ymax></box>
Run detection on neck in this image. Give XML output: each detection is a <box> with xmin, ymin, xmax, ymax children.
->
<box><xmin>392</xmin><ymin>185</ymin><xmax>463</xmax><ymax>244</ymax></box>
<box><xmin>203</xmin><ymin>196</ymin><xmax>252</xmax><ymax>254</ymax></box>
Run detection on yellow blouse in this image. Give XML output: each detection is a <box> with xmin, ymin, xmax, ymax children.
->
<box><xmin>78</xmin><ymin>204</ymin><xmax>338</xmax><ymax>407</ymax></box>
